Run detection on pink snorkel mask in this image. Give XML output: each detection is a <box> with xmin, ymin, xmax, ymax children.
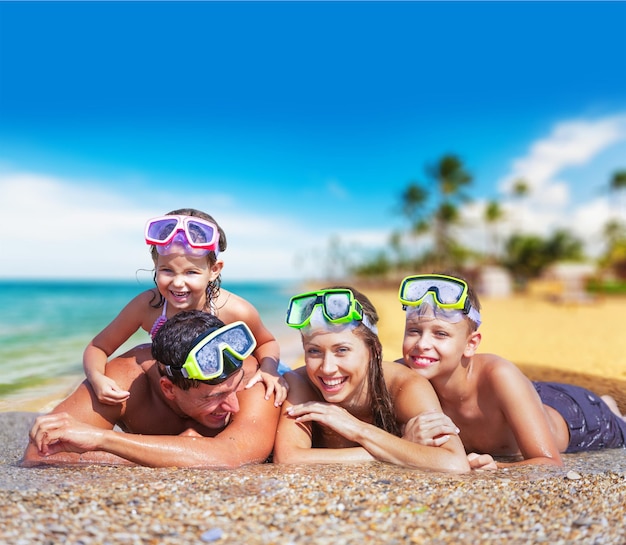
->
<box><xmin>145</xmin><ymin>215</ymin><xmax>220</xmax><ymax>258</ymax></box>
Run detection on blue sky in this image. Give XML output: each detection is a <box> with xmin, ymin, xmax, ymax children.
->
<box><xmin>1</xmin><ymin>1</ymin><xmax>625</xmax><ymax>280</ymax></box>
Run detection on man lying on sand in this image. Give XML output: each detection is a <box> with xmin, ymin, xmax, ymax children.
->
<box><xmin>22</xmin><ymin>311</ymin><xmax>280</xmax><ymax>468</ymax></box>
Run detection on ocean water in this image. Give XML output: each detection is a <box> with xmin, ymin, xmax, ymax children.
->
<box><xmin>0</xmin><ymin>279</ymin><xmax>304</xmax><ymax>401</ymax></box>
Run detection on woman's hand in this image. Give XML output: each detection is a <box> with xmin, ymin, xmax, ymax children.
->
<box><xmin>286</xmin><ymin>401</ymin><xmax>364</xmax><ymax>442</ymax></box>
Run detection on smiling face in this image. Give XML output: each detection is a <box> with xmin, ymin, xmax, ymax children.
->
<box><xmin>161</xmin><ymin>368</ymin><xmax>245</xmax><ymax>430</ymax></box>
<box><xmin>154</xmin><ymin>251</ymin><xmax>222</xmax><ymax>311</ymax></box>
<box><xmin>402</xmin><ymin>314</ymin><xmax>480</xmax><ymax>382</ymax></box>
<box><xmin>301</xmin><ymin>326</ymin><xmax>370</xmax><ymax>409</ymax></box>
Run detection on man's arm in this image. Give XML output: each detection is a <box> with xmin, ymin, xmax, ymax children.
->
<box><xmin>42</xmin><ymin>382</ymin><xmax>280</xmax><ymax>468</ymax></box>
<box><xmin>21</xmin><ymin>378</ymin><xmax>128</xmax><ymax>466</ymax></box>
<box><xmin>23</xmin><ymin>348</ymin><xmax>280</xmax><ymax>468</ymax></box>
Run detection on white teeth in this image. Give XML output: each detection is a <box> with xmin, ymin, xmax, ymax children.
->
<box><xmin>321</xmin><ymin>377</ymin><xmax>345</xmax><ymax>387</ymax></box>
<box><xmin>416</xmin><ymin>357</ymin><xmax>435</xmax><ymax>365</ymax></box>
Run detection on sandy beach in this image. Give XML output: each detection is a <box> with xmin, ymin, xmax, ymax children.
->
<box><xmin>1</xmin><ymin>289</ymin><xmax>625</xmax><ymax>543</ymax></box>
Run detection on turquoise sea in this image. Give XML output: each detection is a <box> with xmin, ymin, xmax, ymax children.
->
<box><xmin>0</xmin><ymin>279</ymin><xmax>304</xmax><ymax>410</ymax></box>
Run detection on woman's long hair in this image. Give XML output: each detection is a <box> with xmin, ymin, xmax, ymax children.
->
<box><xmin>327</xmin><ymin>286</ymin><xmax>401</xmax><ymax>437</ymax></box>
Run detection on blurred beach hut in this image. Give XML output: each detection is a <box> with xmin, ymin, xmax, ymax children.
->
<box><xmin>477</xmin><ymin>266</ymin><xmax>513</xmax><ymax>298</ymax></box>
<box><xmin>528</xmin><ymin>262</ymin><xmax>597</xmax><ymax>303</ymax></box>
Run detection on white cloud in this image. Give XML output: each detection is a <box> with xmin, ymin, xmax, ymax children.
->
<box><xmin>499</xmin><ymin>114</ymin><xmax>626</xmax><ymax>195</ymax></box>
<box><xmin>0</xmin><ymin>173</ymin><xmax>150</xmax><ymax>279</ymax></box>
<box><xmin>486</xmin><ymin>113</ymin><xmax>626</xmax><ymax>257</ymax></box>
<box><xmin>0</xmin><ymin>170</ymin><xmax>314</xmax><ymax>280</ymax></box>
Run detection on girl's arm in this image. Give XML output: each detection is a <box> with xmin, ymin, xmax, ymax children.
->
<box><xmin>220</xmin><ymin>293</ymin><xmax>288</xmax><ymax>405</ymax></box>
<box><xmin>83</xmin><ymin>291</ymin><xmax>153</xmax><ymax>404</ymax></box>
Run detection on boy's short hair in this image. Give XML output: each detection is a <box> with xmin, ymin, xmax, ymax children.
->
<box><xmin>152</xmin><ymin>310</ymin><xmax>226</xmax><ymax>390</ymax></box>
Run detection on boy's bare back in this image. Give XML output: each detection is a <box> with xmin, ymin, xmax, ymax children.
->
<box><xmin>435</xmin><ymin>353</ymin><xmax>568</xmax><ymax>458</ymax></box>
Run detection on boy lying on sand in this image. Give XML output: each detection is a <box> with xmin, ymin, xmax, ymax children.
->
<box><xmin>396</xmin><ymin>273</ymin><xmax>626</xmax><ymax>468</ymax></box>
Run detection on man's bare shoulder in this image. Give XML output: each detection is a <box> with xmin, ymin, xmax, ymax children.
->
<box><xmin>106</xmin><ymin>344</ymin><xmax>154</xmax><ymax>387</ymax></box>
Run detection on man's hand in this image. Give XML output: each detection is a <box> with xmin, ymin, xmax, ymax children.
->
<box><xmin>29</xmin><ymin>412</ymin><xmax>107</xmax><ymax>456</ymax></box>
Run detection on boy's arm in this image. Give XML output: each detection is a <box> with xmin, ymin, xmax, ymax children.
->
<box><xmin>488</xmin><ymin>363</ymin><xmax>563</xmax><ymax>467</ymax></box>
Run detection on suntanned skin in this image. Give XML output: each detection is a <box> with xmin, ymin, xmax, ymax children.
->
<box><xmin>22</xmin><ymin>344</ymin><xmax>280</xmax><ymax>469</ymax></box>
<box><xmin>84</xmin><ymin>252</ymin><xmax>285</xmax><ymax>406</ymax></box>
<box><xmin>273</xmin><ymin>327</ymin><xmax>470</xmax><ymax>473</ymax></box>
<box><xmin>399</xmin><ymin>314</ymin><xmax>568</xmax><ymax>468</ymax></box>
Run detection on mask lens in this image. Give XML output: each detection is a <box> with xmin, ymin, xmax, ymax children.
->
<box><xmin>286</xmin><ymin>294</ymin><xmax>319</xmax><ymax>327</ymax></box>
<box><xmin>195</xmin><ymin>340</ymin><xmax>222</xmax><ymax>376</ymax></box>
<box><xmin>146</xmin><ymin>218</ymin><xmax>180</xmax><ymax>243</ymax></box>
<box><xmin>426</xmin><ymin>279</ymin><xmax>464</xmax><ymax>305</ymax></box>
<box><xmin>184</xmin><ymin>219</ymin><xmax>217</xmax><ymax>248</ymax></box>
<box><xmin>217</xmin><ymin>325</ymin><xmax>255</xmax><ymax>356</ymax></box>
<box><xmin>185</xmin><ymin>322</ymin><xmax>256</xmax><ymax>380</ymax></box>
<box><xmin>323</xmin><ymin>292</ymin><xmax>351</xmax><ymax>320</ymax></box>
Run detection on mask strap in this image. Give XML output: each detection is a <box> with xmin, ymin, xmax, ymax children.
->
<box><xmin>302</xmin><ymin>305</ymin><xmax>378</xmax><ymax>334</ymax></box>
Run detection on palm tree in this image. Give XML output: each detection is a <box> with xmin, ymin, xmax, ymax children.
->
<box><xmin>510</xmin><ymin>177</ymin><xmax>530</xmax><ymax>233</ymax></box>
<box><xmin>428</xmin><ymin>155</ymin><xmax>473</xmax><ymax>268</ymax></box>
<box><xmin>609</xmin><ymin>169</ymin><xmax>626</xmax><ymax>219</ymax></box>
<box><xmin>399</xmin><ymin>182</ymin><xmax>429</xmax><ymax>235</ymax></box>
<box><xmin>484</xmin><ymin>199</ymin><xmax>505</xmax><ymax>263</ymax></box>
<box><xmin>398</xmin><ymin>154</ymin><xmax>473</xmax><ymax>270</ymax></box>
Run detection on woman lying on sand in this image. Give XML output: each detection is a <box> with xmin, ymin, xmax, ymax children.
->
<box><xmin>273</xmin><ymin>286</ymin><xmax>491</xmax><ymax>472</ymax></box>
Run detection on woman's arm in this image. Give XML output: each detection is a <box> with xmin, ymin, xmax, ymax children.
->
<box><xmin>273</xmin><ymin>371</ymin><xmax>375</xmax><ymax>464</ymax></box>
<box><xmin>274</xmin><ymin>368</ymin><xmax>469</xmax><ymax>472</ymax></box>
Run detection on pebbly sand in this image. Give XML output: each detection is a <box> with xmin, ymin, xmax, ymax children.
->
<box><xmin>1</xmin><ymin>290</ymin><xmax>625</xmax><ymax>544</ymax></box>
